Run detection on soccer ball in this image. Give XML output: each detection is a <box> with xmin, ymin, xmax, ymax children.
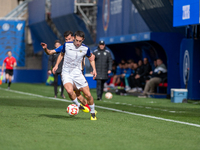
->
<box><xmin>105</xmin><ymin>92</ymin><xmax>113</xmax><ymax>99</ymax></box>
<box><xmin>67</xmin><ymin>104</ymin><xmax>79</xmax><ymax>116</ymax></box>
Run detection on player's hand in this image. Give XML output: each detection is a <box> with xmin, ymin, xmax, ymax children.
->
<box><xmin>48</xmin><ymin>70</ymin><xmax>52</xmax><ymax>75</ymax></box>
<box><xmin>92</xmin><ymin>70</ymin><xmax>97</xmax><ymax>79</ymax></box>
<box><xmin>41</xmin><ymin>42</ymin><xmax>47</xmax><ymax>49</ymax></box>
<box><xmin>150</xmin><ymin>71</ymin><xmax>153</xmax><ymax>75</ymax></box>
<box><xmin>52</xmin><ymin>65</ymin><xmax>58</xmax><ymax>74</ymax></box>
<box><xmin>135</xmin><ymin>74</ymin><xmax>140</xmax><ymax>79</ymax></box>
<box><xmin>108</xmin><ymin>70</ymin><xmax>111</xmax><ymax>74</ymax></box>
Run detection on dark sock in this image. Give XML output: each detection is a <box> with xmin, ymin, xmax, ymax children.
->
<box><xmin>8</xmin><ymin>82</ymin><xmax>11</xmax><ymax>87</ymax></box>
<box><xmin>5</xmin><ymin>79</ymin><xmax>7</xmax><ymax>83</ymax></box>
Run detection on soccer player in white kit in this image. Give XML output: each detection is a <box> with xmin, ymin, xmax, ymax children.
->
<box><xmin>53</xmin><ymin>31</ymin><xmax>97</xmax><ymax>120</ymax></box>
<box><xmin>41</xmin><ymin>31</ymin><xmax>92</xmax><ymax>113</ymax></box>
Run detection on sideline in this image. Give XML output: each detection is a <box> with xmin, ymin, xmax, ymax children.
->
<box><xmin>0</xmin><ymin>87</ymin><xmax>200</xmax><ymax>128</ymax></box>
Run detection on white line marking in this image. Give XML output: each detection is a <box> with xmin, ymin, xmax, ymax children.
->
<box><xmin>1</xmin><ymin>87</ymin><xmax>200</xmax><ymax>128</ymax></box>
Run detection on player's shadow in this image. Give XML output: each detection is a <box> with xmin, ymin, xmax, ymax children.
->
<box><xmin>39</xmin><ymin>114</ymin><xmax>87</xmax><ymax>120</ymax></box>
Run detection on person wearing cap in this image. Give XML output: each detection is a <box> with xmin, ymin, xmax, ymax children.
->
<box><xmin>92</xmin><ymin>41</ymin><xmax>113</xmax><ymax>100</ymax></box>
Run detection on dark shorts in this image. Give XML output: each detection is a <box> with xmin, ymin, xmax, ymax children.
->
<box><xmin>5</xmin><ymin>69</ymin><xmax>13</xmax><ymax>76</ymax></box>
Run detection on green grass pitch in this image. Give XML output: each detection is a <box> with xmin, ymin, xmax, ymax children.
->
<box><xmin>0</xmin><ymin>83</ymin><xmax>200</xmax><ymax>150</ymax></box>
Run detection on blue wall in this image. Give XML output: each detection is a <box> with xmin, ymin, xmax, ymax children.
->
<box><xmin>0</xmin><ymin>20</ymin><xmax>25</xmax><ymax>66</ymax></box>
<box><xmin>28</xmin><ymin>0</ymin><xmax>58</xmax><ymax>53</ymax></box>
<box><xmin>97</xmin><ymin>0</ymin><xmax>150</xmax><ymax>42</ymax></box>
<box><xmin>51</xmin><ymin>0</ymin><xmax>74</xmax><ymax>18</ymax></box>
<box><xmin>180</xmin><ymin>39</ymin><xmax>200</xmax><ymax>100</ymax></box>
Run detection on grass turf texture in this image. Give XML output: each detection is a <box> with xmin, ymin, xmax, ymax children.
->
<box><xmin>0</xmin><ymin>83</ymin><xmax>200</xmax><ymax>150</ymax></box>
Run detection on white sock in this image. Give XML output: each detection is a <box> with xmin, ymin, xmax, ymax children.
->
<box><xmin>72</xmin><ymin>98</ymin><xmax>80</xmax><ymax>107</ymax></box>
<box><xmin>89</xmin><ymin>104</ymin><xmax>95</xmax><ymax>114</ymax></box>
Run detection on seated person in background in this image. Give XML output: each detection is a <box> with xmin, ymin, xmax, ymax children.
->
<box><xmin>128</xmin><ymin>60</ymin><xmax>144</xmax><ymax>92</ymax></box>
<box><xmin>104</xmin><ymin>63</ymin><xmax>116</xmax><ymax>90</ymax></box>
<box><xmin>139</xmin><ymin>58</ymin><xmax>167</xmax><ymax>97</ymax></box>
<box><xmin>109</xmin><ymin>62</ymin><xmax>124</xmax><ymax>87</ymax></box>
<box><xmin>134</xmin><ymin>58</ymin><xmax>152</xmax><ymax>91</ymax></box>
<box><xmin>121</xmin><ymin>61</ymin><xmax>133</xmax><ymax>91</ymax></box>
<box><xmin>128</xmin><ymin>62</ymin><xmax>138</xmax><ymax>91</ymax></box>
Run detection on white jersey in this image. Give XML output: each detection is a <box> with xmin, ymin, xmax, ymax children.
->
<box><xmin>61</xmin><ymin>42</ymin><xmax>91</xmax><ymax>73</ymax></box>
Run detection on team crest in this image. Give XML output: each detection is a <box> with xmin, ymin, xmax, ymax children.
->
<box><xmin>80</xmin><ymin>50</ymin><xmax>82</xmax><ymax>52</ymax></box>
<box><xmin>102</xmin><ymin>0</ymin><xmax>110</xmax><ymax>32</ymax></box>
<box><xmin>104</xmin><ymin>52</ymin><xmax>106</xmax><ymax>55</ymax></box>
<box><xmin>183</xmin><ymin>50</ymin><xmax>190</xmax><ymax>85</ymax></box>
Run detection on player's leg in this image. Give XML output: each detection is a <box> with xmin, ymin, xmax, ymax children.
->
<box><xmin>7</xmin><ymin>70</ymin><xmax>13</xmax><ymax>89</ymax></box>
<box><xmin>5</xmin><ymin>69</ymin><xmax>9</xmax><ymax>83</ymax></box>
<box><xmin>60</xmin><ymin>76</ymin><xmax>65</xmax><ymax>98</ymax></box>
<box><xmin>63</xmin><ymin>82</ymin><xmax>89</xmax><ymax>112</ymax></box>
<box><xmin>74</xmin><ymin>85</ymin><xmax>90</xmax><ymax>111</ymax></box>
<box><xmin>53</xmin><ymin>73</ymin><xmax>58</xmax><ymax>98</ymax></box>
<box><xmin>100</xmin><ymin>80</ymin><xmax>106</xmax><ymax>100</ymax></box>
<box><xmin>96</xmin><ymin>79</ymin><xmax>101</xmax><ymax>100</ymax></box>
<box><xmin>80</xmin><ymin>86</ymin><xmax>97</xmax><ymax>120</ymax></box>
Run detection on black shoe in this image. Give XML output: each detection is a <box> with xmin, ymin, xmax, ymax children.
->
<box><xmin>97</xmin><ymin>97</ymin><xmax>102</xmax><ymax>101</ymax></box>
<box><xmin>61</xmin><ymin>95</ymin><xmax>65</xmax><ymax>99</ymax></box>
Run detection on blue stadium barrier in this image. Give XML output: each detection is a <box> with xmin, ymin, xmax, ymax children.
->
<box><xmin>0</xmin><ymin>20</ymin><xmax>25</xmax><ymax>67</ymax></box>
<box><xmin>180</xmin><ymin>39</ymin><xmax>200</xmax><ymax>100</ymax></box>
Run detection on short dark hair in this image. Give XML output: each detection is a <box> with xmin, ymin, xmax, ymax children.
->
<box><xmin>7</xmin><ymin>50</ymin><xmax>11</xmax><ymax>54</ymax></box>
<box><xmin>63</xmin><ymin>31</ymin><xmax>73</xmax><ymax>37</ymax></box>
<box><xmin>74</xmin><ymin>31</ymin><xmax>85</xmax><ymax>39</ymax></box>
<box><xmin>54</xmin><ymin>40</ymin><xmax>61</xmax><ymax>44</ymax></box>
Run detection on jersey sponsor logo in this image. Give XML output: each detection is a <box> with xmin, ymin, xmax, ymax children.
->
<box><xmin>183</xmin><ymin>50</ymin><xmax>190</xmax><ymax>85</ymax></box>
<box><xmin>102</xmin><ymin>0</ymin><xmax>110</xmax><ymax>32</ymax></box>
<box><xmin>98</xmin><ymin>53</ymin><xmax>100</xmax><ymax>55</ymax></box>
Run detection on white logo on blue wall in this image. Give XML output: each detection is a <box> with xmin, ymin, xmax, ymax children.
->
<box><xmin>183</xmin><ymin>50</ymin><xmax>190</xmax><ymax>85</ymax></box>
<box><xmin>16</xmin><ymin>23</ymin><xmax>23</xmax><ymax>31</ymax></box>
<box><xmin>2</xmin><ymin>23</ymin><xmax>10</xmax><ymax>31</ymax></box>
<box><xmin>182</xmin><ymin>5</ymin><xmax>190</xmax><ymax>20</ymax></box>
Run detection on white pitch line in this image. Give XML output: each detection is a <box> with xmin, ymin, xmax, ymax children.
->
<box><xmin>0</xmin><ymin>87</ymin><xmax>200</xmax><ymax>128</ymax></box>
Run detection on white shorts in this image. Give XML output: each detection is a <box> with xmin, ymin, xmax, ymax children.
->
<box><xmin>61</xmin><ymin>69</ymin><xmax>88</xmax><ymax>89</ymax></box>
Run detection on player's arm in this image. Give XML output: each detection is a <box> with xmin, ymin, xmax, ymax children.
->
<box><xmin>52</xmin><ymin>52</ymin><xmax>64</xmax><ymax>74</ymax></box>
<box><xmin>13</xmin><ymin>62</ymin><xmax>17</xmax><ymax>67</ymax></box>
<box><xmin>88</xmin><ymin>53</ymin><xmax>95</xmax><ymax>61</ymax></box>
<box><xmin>86</xmin><ymin>48</ymin><xmax>97</xmax><ymax>79</ymax></box>
<box><xmin>41</xmin><ymin>42</ymin><xmax>56</xmax><ymax>55</ymax></box>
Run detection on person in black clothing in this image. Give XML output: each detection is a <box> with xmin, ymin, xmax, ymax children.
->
<box><xmin>48</xmin><ymin>40</ymin><xmax>65</xmax><ymax>98</ymax></box>
<box><xmin>135</xmin><ymin>58</ymin><xmax>152</xmax><ymax>88</ymax></box>
<box><xmin>92</xmin><ymin>40</ymin><xmax>112</xmax><ymax>100</ymax></box>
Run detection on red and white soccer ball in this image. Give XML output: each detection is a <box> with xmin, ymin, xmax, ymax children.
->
<box><xmin>67</xmin><ymin>104</ymin><xmax>79</xmax><ymax>116</ymax></box>
<box><xmin>105</xmin><ymin>92</ymin><xmax>113</xmax><ymax>99</ymax></box>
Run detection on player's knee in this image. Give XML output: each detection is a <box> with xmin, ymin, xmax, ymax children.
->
<box><xmin>84</xmin><ymin>92</ymin><xmax>92</xmax><ymax>99</ymax></box>
<box><xmin>66</xmin><ymin>89</ymin><xmax>74</xmax><ymax>96</ymax></box>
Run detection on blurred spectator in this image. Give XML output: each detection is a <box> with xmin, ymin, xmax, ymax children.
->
<box><xmin>48</xmin><ymin>40</ymin><xmax>65</xmax><ymax>98</ymax></box>
<box><xmin>109</xmin><ymin>61</ymin><xmax>124</xmax><ymax>87</ymax></box>
<box><xmin>104</xmin><ymin>63</ymin><xmax>117</xmax><ymax>91</ymax></box>
<box><xmin>152</xmin><ymin>59</ymin><xmax>157</xmax><ymax>71</ymax></box>
<box><xmin>128</xmin><ymin>60</ymin><xmax>144</xmax><ymax>92</ymax></box>
<box><xmin>134</xmin><ymin>58</ymin><xmax>152</xmax><ymax>90</ymax></box>
<box><xmin>92</xmin><ymin>40</ymin><xmax>112</xmax><ymax>100</ymax></box>
<box><xmin>139</xmin><ymin>58</ymin><xmax>167</xmax><ymax>97</ymax></box>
